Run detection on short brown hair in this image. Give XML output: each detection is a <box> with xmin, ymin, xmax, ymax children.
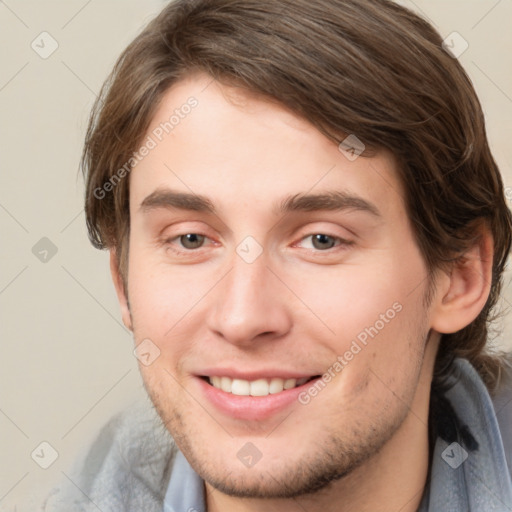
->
<box><xmin>83</xmin><ymin>0</ymin><xmax>512</xmax><ymax>391</ymax></box>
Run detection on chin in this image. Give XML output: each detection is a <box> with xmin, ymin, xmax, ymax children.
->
<box><xmin>173</xmin><ymin>423</ymin><xmax>399</xmax><ymax>500</ymax></box>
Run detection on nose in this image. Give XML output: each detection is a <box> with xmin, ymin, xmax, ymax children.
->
<box><xmin>205</xmin><ymin>253</ymin><xmax>293</xmax><ymax>347</ymax></box>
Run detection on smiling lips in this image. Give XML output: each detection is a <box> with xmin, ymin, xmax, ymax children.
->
<box><xmin>206</xmin><ymin>376</ymin><xmax>315</xmax><ymax>396</ymax></box>
<box><xmin>198</xmin><ymin>373</ymin><xmax>322</xmax><ymax>421</ymax></box>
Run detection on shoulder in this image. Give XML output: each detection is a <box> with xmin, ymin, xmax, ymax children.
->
<box><xmin>492</xmin><ymin>357</ymin><xmax>512</xmax><ymax>478</ymax></box>
<box><xmin>42</xmin><ymin>399</ymin><xmax>177</xmax><ymax>512</ymax></box>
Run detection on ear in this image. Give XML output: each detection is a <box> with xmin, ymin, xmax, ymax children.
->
<box><xmin>110</xmin><ymin>249</ymin><xmax>133</xmax><ymax>331</ymax></box>
<box><xmin>430</xmin><ymin>224</ymin><xmax>493</xmax><ymax>334</ymax></box>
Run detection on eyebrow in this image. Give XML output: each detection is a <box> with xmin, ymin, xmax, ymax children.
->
<box><xmin>139</xmin><ymin>188</ymin><xmax>381</xmax><ymax>217</ymax></box>
<box><xmin>140</xmin><ymin>189</ymin><xmax>216</xmax><ymax>214</ymax></box>
<box><xmin>277</xmin><ymin>191</ymin><xmax>381</xmax><ymax>217</ymax></box>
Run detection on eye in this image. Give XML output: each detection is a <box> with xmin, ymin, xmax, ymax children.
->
<box><xmin>311</xmin><ymin>234</ymin><xmax>336</xmax><ymax>250</ymax></box>
<box><xmin>299</xmin><ymin>234</ymin><xmax>347</xmax><ymax>251</ymax></box>
<box><xmin>159</xmin><ymin>230</ymin><xmax>217</xmax><ymax>260</ymax></box>
<box><xmin>176</xmin><ymin>233</ymin><xmax>206</xmax><ymax>249</ymax></box>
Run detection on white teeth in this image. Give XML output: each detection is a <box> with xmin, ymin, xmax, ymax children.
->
<box><xmin>220</xmin><ymin>376</ymin><xmax>232</xmax><ymax>393</ymax></box>
<box><xmin>207</xmin><ymin>376</ymin><xmax>311</xmax><ymax>396</ymax></box>
<box><xmin>250</xmin><ymin>378</ymin><xmax>270</xmax><ymax>396</ymax></box>
<box><xmin>231</xmin><ymin>379</ymin><xmax>250</xmax><ymax>395</ymax></box>
<box><xmin>269</xmin><ymin>378</ymin><xmax>285</xmax><ymax>394</ymax></box>
<box><xmin>283</xmin><ymin>378</ymin><xmax>296</xmax><ymax>390</ymax></box>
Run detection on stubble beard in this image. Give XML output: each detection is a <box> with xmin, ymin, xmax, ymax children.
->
<box><xmin>145</xmin><ymin>380</ymin><xmax>411</xmax><ymax>500</ymax></box>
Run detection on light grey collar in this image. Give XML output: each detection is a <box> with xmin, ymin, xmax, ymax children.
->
<box><xmin>163</xmin><ymin>450</ymin><xmax>205</xmax><ymax>512</ymax></box>
<box><xmin>418</xmin><ymin>358</ymin><xmax>512</xmax><ymax>511</ymax></box>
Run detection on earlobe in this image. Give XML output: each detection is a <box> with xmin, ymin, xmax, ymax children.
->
<box><xmin>109</xmin><ymin>249</ymin><xmax>133</xmax><ymax>331</ymax></box>
<box><xmin>430</xmin><ymin>227</ymin><xmax>493</xmax><ymax>334</ymax></box>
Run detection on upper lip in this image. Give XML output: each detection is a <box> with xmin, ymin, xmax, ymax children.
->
<box><xmin>196</xmin><ymin>368</ymin><xmax>320</xmax><ymax>380</ymax></box>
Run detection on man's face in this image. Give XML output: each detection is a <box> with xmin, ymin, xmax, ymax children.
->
<box><xmin>120</xmin><ymin>72</ymin><xmax>439</xmax><ymax>497</ymax></box>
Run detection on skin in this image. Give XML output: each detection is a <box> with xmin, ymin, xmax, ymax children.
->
<box><xmin>110</xmin><ymin>72</ymin><xmax>493</xmax><ymax>512</ymax></box>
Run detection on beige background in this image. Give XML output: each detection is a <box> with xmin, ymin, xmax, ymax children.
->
<box><xmin>1</xmin><ymin>1</ymin><xmax>511</xmax><ymax>510</ymax></box>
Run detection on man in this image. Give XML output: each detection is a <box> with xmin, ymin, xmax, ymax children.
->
<box><xmin>44</xmin><ymin>0</ymin><xmax>512</xmax><ymax>510</ymax></box>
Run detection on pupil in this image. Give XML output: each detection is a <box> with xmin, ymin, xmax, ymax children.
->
<box><xmin>181</xmin><ymin>233</ymin><xmax>204</xmax><ymax>249</ymax></box>
<box><xmin>312</xmin><ymin>234</ymin><xmax>335</xmax><ymax>250</ymax></box>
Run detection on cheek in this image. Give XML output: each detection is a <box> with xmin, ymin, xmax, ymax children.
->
<box><xmin>292</xmin><ymin>255</ymin><xmax>423</xmax><ymax>339</ymax></box>
<box><xmin>127</xmin><ymin>249</ymin><xmax>210</xmax><ymax>335</ymax></box>
<box><xmin>292</xmin><ymin>253</ymin><xmax>428</xmax><ymax>391</ymax></box>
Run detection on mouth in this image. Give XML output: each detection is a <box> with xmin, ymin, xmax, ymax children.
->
<box><xmin>196</xmin><ymin>369</ymin><xmax>324</xmax><ymax>421</ymax></box>
<box><xmin>201</xmin><ymin>375</ymin><xmax>319</xmax><ymax>397</ymax></box>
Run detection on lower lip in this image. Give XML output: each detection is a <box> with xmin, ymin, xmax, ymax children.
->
<box><xmin>196</xmin><ymin>377</ymin><xmax>319</xmax><ymax>421</ymax></box>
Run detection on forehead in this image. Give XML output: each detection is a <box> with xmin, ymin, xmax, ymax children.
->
<box><xmin>129</xmin><ymin>72</ymin><xmax>405</xmax><ymax>219</ymax></box>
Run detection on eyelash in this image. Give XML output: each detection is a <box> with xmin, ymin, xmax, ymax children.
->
<box><xmin>162</xmin><ymin>233</ymin><xmax>215</xmax><ymax>254</ymax></box>
<box><xmin>295</xmin><ymin>234</ymin><xmax>353</xmax><ymax>251</ymax></box>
